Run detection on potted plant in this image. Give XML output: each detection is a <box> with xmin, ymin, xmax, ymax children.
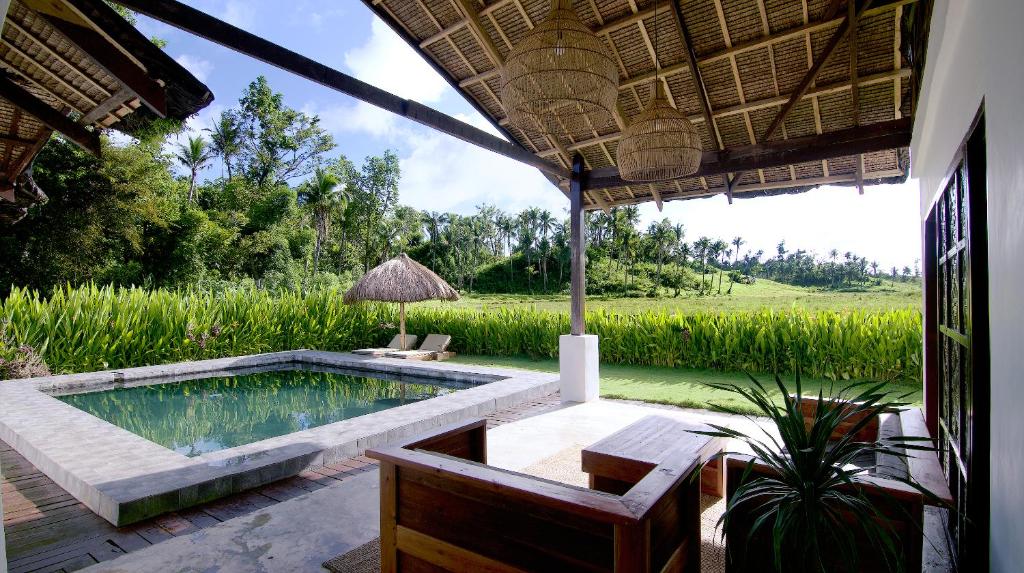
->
<box><xmin>694</xmin><ymin>373</ymin><xmax>942</xmax><ymax>573</ymax></box>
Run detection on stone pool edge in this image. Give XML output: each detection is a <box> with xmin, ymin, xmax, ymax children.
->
<box><xmin>0</xmin><ymin>350</ymin><xmax>559</xmax><ymax>526</ymax></box>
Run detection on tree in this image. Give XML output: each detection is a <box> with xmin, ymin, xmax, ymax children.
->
<box><xmin>174</xmin><ymin>135</ymin><xmax>213</xmax><ymax>203</ymax></box>
<box><xmin>694</xmin><ymin>236</ymin><xmax>712</xmax><ymax>291</ymax></box>
<box><xmin>731</xmin><ymin>236</ymin><xmax>745</xmax><ymax>268</ymax></box>
<box><xmin>234</xmin><ymin>76</ymin><xmax>335</xmax><ymax>186</ymax></box>
<box><xmin>353</xmin><ymin>150</ymin><xmax>401</xmax><ymax>271</ymax></box>
<box><xmin>205</xmin><ymin>111</ymin><xmax>241</xmax><ymax>179</ymax></box>
<box><xmin>536</xmin><ymin>209</ymin><xmax>555</xmax><ymax>291</ymax></box>
<box><xmin>648</xmin><ymin>218</ymin><xmax>674</xmax><ymax>289</ymax></box>
<box><xmin>298</xmin><ymin>167</ymin><xmax>348</xmax><ymax>275</ymax></box>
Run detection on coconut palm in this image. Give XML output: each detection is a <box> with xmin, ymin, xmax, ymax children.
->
<box><xmin>732</xmin><ymin>236</ymin><xmax>745</xmax><ymax>267</ymax></box>
<box><xmin>205</xmin><ymin>111</ymin><xmax>240</xmax><ymax>179</ymax></box>
<box><xmin>536</xmin><ymin>209</ymin><xmax>555</xmax><ymax>291</ymax></box>
<box><xmin>174</xmin><ymin>135</ymin><xmax>214</xmax><ymax>203</ymax></box>
<box><xmin>298</xmin><ymin>168</ymin><xmax>346</xmax><ymax>274</ymax></box>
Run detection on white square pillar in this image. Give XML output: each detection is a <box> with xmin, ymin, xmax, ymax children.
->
<box><xmin>559</xmin><ymin>334</ymin><xmax>599</xmax><ymax>402</ymax></box>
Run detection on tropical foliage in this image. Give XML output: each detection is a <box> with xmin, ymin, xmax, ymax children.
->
<box><xmin>1</xmin><ymin>285</ymin><xmax>922</xmax><ymax>382</ymax></box>
<box><xmin>694</xmin><ymin>375</ymin><xmax>939</xmax><ymax>572</ymax></box>
<box><xmin>0</xmin><ymin>76</ymin><xmax>920</xmax><ymax>300</ymax></box>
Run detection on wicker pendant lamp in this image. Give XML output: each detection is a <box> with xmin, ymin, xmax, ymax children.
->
<box><xmin>617</xmin><ymin>1</ymin><xmax>702</xmax><ymax>182</ymax></box>
<box><xmin>500</xmin><ymin>0</ymin><xmax>619</xmax><ymax>140</ymax></box>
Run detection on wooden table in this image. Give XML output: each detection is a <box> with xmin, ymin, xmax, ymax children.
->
<box><xmin>582</xmin><ymin>415</ymin><xmax>727</xmax><ymax>497</ymax></box>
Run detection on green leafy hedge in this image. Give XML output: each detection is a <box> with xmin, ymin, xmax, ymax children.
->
<box><xmin>2</xmin><ymin>285</ymin><xmax>922</xmax><ymax>382</ymax></box>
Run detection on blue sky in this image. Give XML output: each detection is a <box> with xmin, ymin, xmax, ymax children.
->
<box><xmin>135</xmin><ymin>0</ymin><xmax>922</xmax><ymax>271</ymax></box>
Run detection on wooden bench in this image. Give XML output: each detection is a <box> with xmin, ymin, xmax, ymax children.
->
<box><xmin>367</xmin><ymin>418</ymin><xmax>705</xmax><ymax>572</ymax></box>
<box><xmin>581</xmin><ymin>415</ymin><xmax>727</xmax><ymax>497</ymax></box>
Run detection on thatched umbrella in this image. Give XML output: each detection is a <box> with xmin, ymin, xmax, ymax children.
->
<box><xmin>343</xmin><ymin>253</ymin><xmax>459</xmax><ymax>350</ymax></box>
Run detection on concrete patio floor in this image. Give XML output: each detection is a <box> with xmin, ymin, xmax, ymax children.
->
<box><xmin>11</xmin><ymin>396</ymin><xmax>950</xmax><ymax>572</ymax></box>
<box><xmin>77</xmin><ymin>398</ymin><xmax>759</xmax><ymax>573</ymax></box>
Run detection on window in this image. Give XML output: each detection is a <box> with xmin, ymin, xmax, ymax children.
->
<box><xmin>924</xmin><ymin>108</ymin><xmax>988</xmax><ymax>570</ymax></box>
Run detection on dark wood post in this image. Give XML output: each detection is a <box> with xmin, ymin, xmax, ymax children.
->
<box><xmin>570</xmin><ymin>154</ymin><xmax>585</xmax><ymax>335</ymax></box>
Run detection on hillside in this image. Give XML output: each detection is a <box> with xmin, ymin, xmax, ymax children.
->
<box><xmin>421</xmin><ymin>277</ymin><xmax>920</xmax><ymax>315</ymax></box>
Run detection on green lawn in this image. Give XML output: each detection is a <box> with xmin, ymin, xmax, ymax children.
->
<box><xmin>423</xmin><ymin>278</ymin><xmax>920</xmax><ymax>316</ymax></box>
<box><xmin>450</xmin><ymin>354</ymin><xmax>923</xmax><ymax>415</ymax></box>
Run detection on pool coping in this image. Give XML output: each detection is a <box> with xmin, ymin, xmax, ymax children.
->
<box><xmin>0</xmin><ymin>350</ymin><xmax>559</xmax><ymax>526</ymax></box>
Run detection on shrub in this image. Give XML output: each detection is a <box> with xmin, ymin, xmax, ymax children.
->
<box><xmin>1</xmin><ymin>285</ymin><xmax>922</xmax><ymax>382</ymax></box>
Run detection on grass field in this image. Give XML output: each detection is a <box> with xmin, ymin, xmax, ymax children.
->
<box><xmin>423</xmin><ymin>278</ymin><xmax>920</xmax><ymax>315</ymax></box>
<box><xmin>451</xmin><ymin>354</ymin><xmax>923</xmax><ymax>415</ymax></box>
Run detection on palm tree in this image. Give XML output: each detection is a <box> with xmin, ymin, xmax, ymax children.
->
<box><xmin>694</xmin><ymin>237</ymin><xmax>712</xmax><ymax>291</ymax></box>
<box><xmin>423</xmin><ymin>211</ymin><xmax>444</xmax><ymax>271</ymax></box>
<box><xmin>648</xmin><ymin>218</ymin><xmax>674</xmax><ymax>289</ymax></box>
<box><xmin>205</xmin><ymin>111</ymin><xmax>240</xmax><ymax>179</ymax></box>
<box><xmin>298</xmin><ymin>168</ymin><xmax>345</xmax><ymax>274</ymax></box>
<box><xmin>497</xmin><ymin>214</ymin><xmax>516</xmax><ymax>289</ymax></box>
<box><xmin>712</xmin><ymin>240</ymin><xmax>728</xmax><ymax>294</ymax></box>
<box><xmin>731</xmin><ymin>236</ymin><xmax>745</xmax><ymax>268</ymax></box>
<box><xmin>174</xmin><ymin>135</ymin><xmax>214</xmax><ymax>203</ymax></box>
<box><xmin>536</xmin><ymin>209</ymin><xmax>555</xmax><ymax>291</ymax></box>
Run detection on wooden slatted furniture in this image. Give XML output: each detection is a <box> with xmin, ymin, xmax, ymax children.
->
<box><xmin>367</xmin><ymin>418</ymin><xmax>704</xmax><ymax>573</ymax></box>
<box><xmin>581</xmin><ymin>416</ymin><xmax>727</xmax><ymax>497</ymax></box>
<box><xmin>790</xmin><ymin>394</ymin><xmax>881</xmax><ymax>442</ymax></box>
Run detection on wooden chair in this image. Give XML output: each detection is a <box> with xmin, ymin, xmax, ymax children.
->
<box><xmin>351</xmin><ymin>334</ymin><xmax>418</xmax><ymax>356</ymax></box>
<box><xmin>790</xmin><ymin>394</ymin><xmax>881</xmax><ymax>442</ymax></box>
<box><xmin>367</xmin><ymin>419</ymin><xmax>703</xmax><ymax>572</ymax></box>
<box><xmin>384</xmin><ymin>334</ymin><xmax>454</xmax><ymax>361</ymax></box>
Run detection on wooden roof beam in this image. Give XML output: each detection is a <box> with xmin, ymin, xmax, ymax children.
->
<box><xmin>111</xmin><ymin>0</ymin><xmax>568</xmax><ymax>180</ymax></box>
<box><xmin>0</xmin><ymin>74</ymin><xmax>99</xmax><ymax>155</ymax></box>
<box><xmin>849</xmin><ymin>0</ymin><xmax>864</xmax><ymax>194</ymax></box>
<box><xmin>761</xmin><ymin>0</ymin><xmax>874</xmax><ymax>142</ymax></box>
<box><xmin>591</xmin><ymin>169</ymin><xmax>905</xmax><ymax>208</ymax></box>
<box><xmin>42</xmin><ymin>15</ymin><xmax>167</xmax><ymax>118</ymax></box>
<box><xmin>583</xmin><ymin>118</ymin><xmax>911</xmax><ymax>190</ymax></box>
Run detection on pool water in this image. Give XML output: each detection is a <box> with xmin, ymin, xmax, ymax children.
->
<box><xmin>57</xmin><ymin>367</ymin><xmax>471</xmax><ymax>457</ymax></box>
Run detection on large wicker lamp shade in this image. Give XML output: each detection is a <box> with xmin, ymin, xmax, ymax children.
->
<box><xmin>500</xmin><ymin>0</ymin><xmax>619</xmax><ymax>140</ymax></box>
<box><xmin>617</xmin><ymin>81</ymin><xmax>703</xmax><ymax>182</ymax></box>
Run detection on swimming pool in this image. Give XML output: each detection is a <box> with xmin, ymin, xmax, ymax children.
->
<box><xmin>0</xmin><ymin>350</ymin><xmax>559</xmax><ymax>525</ymax></box>
<box><xmin>57</xmin><ymin>366</ymin><xmax>474</xmax><ymax>456</ymax></box>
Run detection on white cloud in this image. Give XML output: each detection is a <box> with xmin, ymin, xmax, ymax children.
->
<box><xmin>219</xmin><ymin>0</ymin><xmax>255</xmax><ymax>29</ymax></box>
<box><xmin>343</xmin><ymin>17</ymin><xmax>448</xmax><ymax>103</ymax></box>
<box><xmin>174</xmin><ymin>54</ymin><xmax>213</xmax><ymax>83</ymax></box>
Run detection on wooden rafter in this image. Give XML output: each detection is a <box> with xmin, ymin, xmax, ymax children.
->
<box><xmin>113</xmin><ymin>0</ymin><xmax>568</xmax><ymax>180</ymax></box>
<box><xmin>527</xmin><ymin>68</ymin><xmax>909</xmax><ymax>158</ymax></box>
<box><xmin>583</xmin><ymin>118</ymin><xmax>911</xmax><ymax>190</ymax></box>
<box><xmin>762</xmin><ymin>0</ymin><xmax>874</xmax><ymax>142</ymax></box>
<box><xmin>8</xmin><ymin>125</ymin><xmax>52</xmax><ymax>180</ymax></box>
<box><xmin>3</xmin><ymin>17</ymin><xmax>113</xmax><ymax>99</ymax></box>
<box><xmin>0</xmin><ymin>74</ymin><xmax>99</xmax><ymax>155</ymax></box>
<box><xmin>849</xmin><ymin>0</ymin><xmax>864</xmax><ymax>194</ymax></box>
<box><xmin>456</xmin><ymin>1</ymin><xmax>914</xmax><ymax>91</ymax></box>
<box><xmin>43</xmin><ymin>15</ymin><xmax>167</xmax><ymax>118</ymax></box>
<box><xmin>595</xmin><ymin>168</ymin><xmax>904</xmax><ymax>208</ymax></box>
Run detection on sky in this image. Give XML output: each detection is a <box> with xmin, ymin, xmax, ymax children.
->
<box><xmin>133</xmin><ymin>0</ymin><xmax>922</xmax><ymax>270</ymax></box>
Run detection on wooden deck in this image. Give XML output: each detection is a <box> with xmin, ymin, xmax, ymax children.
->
<box><xmin>1</xmin><ymin>394</ymin><xmax>563</xmax><ymax>572</ymax></box>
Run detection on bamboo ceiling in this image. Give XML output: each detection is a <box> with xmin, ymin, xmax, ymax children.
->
<box><xmin>364</xmin><ymin>0</ymin><xmax>915</xmax><ymax>210</ymax></box>
<box><xmin>0</xmin><ymin>0</ymin><xmax>212</xmax><ymax>224</ymax></box>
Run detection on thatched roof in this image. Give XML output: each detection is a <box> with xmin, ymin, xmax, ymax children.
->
<box><xmin>344</xmin><ymin>254</ymin><xmax>461</xmax><ymax>304</ymax></box>
<box><xmin>362</xmin><ymin>0</ymin><xmax>920</xmax><ymax>209</ymax></box>
<box><xmin>0</xmin><ymin>0</ymin><xmax>214</xmax><ymax>224</ymax></box>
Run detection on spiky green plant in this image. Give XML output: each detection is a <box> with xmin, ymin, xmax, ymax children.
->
<box><xmin>693</xmin><ymin>375</ymin><xmax>940</xmax><ymax>573</ymax></box>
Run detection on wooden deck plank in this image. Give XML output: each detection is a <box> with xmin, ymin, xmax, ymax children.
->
<box><xmin>2</xmin><ymin>392</ymin><xmax>562</xmax><ymax>572</ymax></box>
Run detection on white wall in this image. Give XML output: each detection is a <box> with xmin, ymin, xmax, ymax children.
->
<box><xmin>911</xmin><ymin>1</ymin><xmax>1024</xmax><ymax>570</ymax></box>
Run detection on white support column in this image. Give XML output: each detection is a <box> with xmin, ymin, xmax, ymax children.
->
<box><xmin>560</xmin><ymin>154</ymin><xmax>599</xmax><ymax>402</ymax></box>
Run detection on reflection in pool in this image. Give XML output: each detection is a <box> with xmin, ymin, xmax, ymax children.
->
<box><xmin>57</xmin><ymin>367</ymin><xmax>471</xmax><ymax>456</ymax></box>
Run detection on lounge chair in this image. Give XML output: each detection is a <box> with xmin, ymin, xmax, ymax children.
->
<box><xmin>368</xmin><ymin>419</ymin><xmax>703</xmax><ymax>572</ymax></box>
<box><xmin>351</xmin><ymin>334</ymin><xmax>418</xmax><ymax>356</ymax></box>
<box><xmin>384</xmin><ymin>334</ymin><xmax>454</xmax><ymax>361</ymax></box>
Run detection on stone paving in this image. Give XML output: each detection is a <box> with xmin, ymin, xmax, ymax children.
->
<box><xmin>0</xmin><ymin>351</ymin><xmax>558</xmax><ymax>526</ymax></box>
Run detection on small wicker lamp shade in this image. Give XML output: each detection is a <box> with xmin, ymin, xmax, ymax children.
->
<box><xmin>617</xmin><ymin>82</ymin><xmax>703</xmax><ymax>182</ymax></box>
<box><xmin>500</xmin><ymin>0</ymin><xmax>619</xmax><ymax>140</ymax></box>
